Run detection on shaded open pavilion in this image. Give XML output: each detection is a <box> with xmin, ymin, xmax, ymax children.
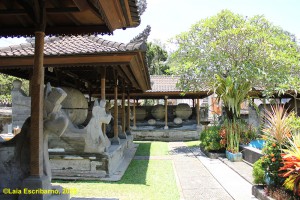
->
<box><xmin>0</xmin><ymin>0</ymin><xmax>147</xmax><ymax>199</ymax></box>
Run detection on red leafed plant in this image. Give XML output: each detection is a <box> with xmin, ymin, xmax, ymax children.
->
<box><xmin>279</xmin><ymin>134</ymin><xmax>300</xmax><ymax>196</ymax></box>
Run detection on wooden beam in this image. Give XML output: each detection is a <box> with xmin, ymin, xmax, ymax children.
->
<box><xmin>111</xmin><ymin>71</ymin><xmax>120</xmax><ymax>145</ymax></box>
<box><xmin>119</xmin><ymin>65</ymin><xmax>139</xmax><ymax>89</ymax></box>
<box><xmin>164</xmin><ymin>96</ymin><xmax>168</xmax><ymax>130</ymax></box>
<box><xmin>120</xmin><ymin>85</ymin><xmax>126</xmax><ymax>138</ymax></box>
<box><xmin>100</xmin><ymin>67</ymin><xmax>106</xmax><ymax>100</ymax></box>
<box><xmin>126</xmin><ymin>91</ymin><xmax>131</xmax><ymax>133</ymax></box>
<box><xmin>0</xmin><ymin>7</ymin><xmax>80</xmax><ymax>15</ymax></box>
<box><xmin>30</xmin><ymin>31</ymin><xmax>44</xmax><ymax>177</ymax></box>
<box><xmin>97</xmin><ymin>0</ymin><xmax>127</xmax><ymax>31</ymax></box>
<box><xmin>0</xmin><ymin>25</ymin><xmax>111</xmax><ymax>37</ymax></box>
<box><xmin>196</xmin><ymin>98</ymin><xmax>201</xmax><ymax>129</ymax></box>
<box><xmin>0</xmin><ymin>54</ymin><xmax>134</xmax><ymax>67</ymax></box>
<box><xmin>132</xmin><ymin>99</ymin><xmax>137</xmax><ymax>129</ymax></box>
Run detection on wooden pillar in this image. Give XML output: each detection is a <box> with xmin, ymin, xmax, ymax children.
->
<box><xmin>101</xmin><ymin>68</ymin><xmax>106</xmax><ymax>100</ymax></box>
<box><xmin>164</xmin><ymin>96</ymin><xmax>168</xmax><ymax>130</ymax></box>
<box><xmin>119</xmin><ymin>86</ymin><xmax>127</xmax><ymax>139</ymax></box>
<box><xmin>30</xmin><ymin>31</ymin><xmax>45</xmax><ymax>177</ymax></box>
<box><xmin>132</xmin><ymin>98</ymin><xmax>137</xmax><ymax>129</ymax></box>
<box><xmin>101</xmin><ymin>69</ymin><xmax>106</xmax><ymax>134</ymax></box>
<box><xmin>111</xmin><ymin>79</ymin><xmax>120</xmax><ymax>145</ymax></box>
<box><xmin>196</xmin><ymin>98</ymin><xmax>201</xmax><ymax>129</ymax></box>
<box><xmin>126</xmin><ymin>92</ymin><xmax>131</xmax><ymax>134</ymax></box>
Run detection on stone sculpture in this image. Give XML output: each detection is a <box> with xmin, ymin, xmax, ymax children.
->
<box><xmin>151</xmin><ymin>104</ymin><xmax>165</xmax><ymax>120</ymax></box>
<box><xmin>84</xmin><ymin>99</ymin><xmax>112</xmax><ymax>153</ymax></box>
<box><xmin>175</xmin><ymin>103</ymin><xmax>192</xmax><ymax>120</ymax></box>
<box><xmin>148</xmin><ymin>119</ymin><xmax>156</xmax><ymax>125</ymax></box>
<box><xmin>60</xmin><ymin>86</ymin><xmax>88</xmax><ymax>126</ymax></box>
<box><xmin>135</xmin><ymin>107</ymin><xmax>147</xmax><ymax>120</ymax></box>
<box><xmin>0</xmin><ymin>83</ymin><xmax>69</xmax><ymax>198</ymax></box>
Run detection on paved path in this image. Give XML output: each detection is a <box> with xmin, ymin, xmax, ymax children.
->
<box><xmin>71</xmin><ymin>142</ymin><xmax>257</xmax><ymax>200</ymax></box>
<box><xmin>169</xmin><ymin>142</ymin><xmax>257</xmax><ymax>200</ymax></box>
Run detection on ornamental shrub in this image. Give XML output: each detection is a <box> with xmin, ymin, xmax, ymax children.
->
<box><xmin>261</xmin><ymin>140</ymin><xmax>284</xmax><ymax>186</ymax></box>
<box><xmin>200</xmin><ymin>125</ymin><xmax>222</xmax><ymax>151</ymax></box>
<box><xmin>253</xmin><ymin>158</ymin><xmax>265</xmax><ymax>185</ymax></box>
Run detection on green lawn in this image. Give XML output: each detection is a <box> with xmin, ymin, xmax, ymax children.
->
<box><xmin>53</xmin><ymin>141</ymin><xmax>179</xmax><ymax>200</ymax></box>
<box><xmin>54</xmin><ymin>160</ymin><xmax>179</xmax><ymax>200</ymax></box>
<box><xmin>134</xmin><ymin>141</ymin><xmax>169</xmax><ymax>156</ymax></box>
<box><xmin>185</xmin><ymin>140</ymin><xmax>200</xmax><ymax>148</ymax></box>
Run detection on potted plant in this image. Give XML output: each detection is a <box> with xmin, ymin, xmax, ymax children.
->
<box><xmin>224</xmin><ymin>119</ymin><xmax>243</xmax><ymax>162</ymax></box>
<box><xmin>214</xmin><ymin>75</ymin><xmax>252</xmax><ymax>162</ymax></box>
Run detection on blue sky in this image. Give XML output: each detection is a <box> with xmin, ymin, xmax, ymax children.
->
<box><xmin>1</xmin><ymin>0</ymin><xmax>300</xmax><ymax>47</ymax></box>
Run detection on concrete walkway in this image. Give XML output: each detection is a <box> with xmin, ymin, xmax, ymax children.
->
<box><xmin>71</xmin><ymin>142</ymin><xmax>258</xmax><ymax>200</ymax></box>
<box><xmin>169</xmin><ymin>142</ymin><xmax>257</xmax><ymax>200</ymax></box>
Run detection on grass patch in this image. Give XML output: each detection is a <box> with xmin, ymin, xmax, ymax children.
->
<box><xmin>185</xmin><ymin>140</ymin><xmax>200</xmax><ymax>148</ymax></box>
<box><xmin>53</xmin><ymin>160</ymin><xmax>179</xmax><ymax>200</ymax></box>
<box><xmin>134</xmin><ymin>141</ymin><xmax>169</xmax><ymax>156</ymax></box>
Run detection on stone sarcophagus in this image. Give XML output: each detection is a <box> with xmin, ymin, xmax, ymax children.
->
<box><xmin>9</xmin><ymin>81</ymin><xmax>133</xmax><ymax>180</ymax></box>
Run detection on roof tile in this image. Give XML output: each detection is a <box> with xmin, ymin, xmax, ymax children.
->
<box><xmin>0</xmin><ymin>35</ymin><xmax>145</xmax><ymax>57</ymax></box>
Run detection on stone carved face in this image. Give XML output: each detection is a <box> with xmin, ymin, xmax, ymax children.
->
<box><xmin>92</xmin><ymin>100</ymin><xmax>111</xmax><ymax>124</ymax></box>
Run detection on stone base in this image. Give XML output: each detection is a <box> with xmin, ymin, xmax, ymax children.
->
<box><xmin>200</xmin><ymin>146</ymin><xmax>226</xmax><ymax>159</ymax></box>
<box><xmin>50</xmin><ymin>136</ymin><xmax>134</xmax><ymax>180</ymax></box>
<box><xmin>132</xmin><ymin>129</ymin><xmax>199</xmax><ymax>141</ymax></box>
<box><xmin>111</xmin><ymin>136</ymin><xmax>120</xmax><ymax>145</ymax></box>
<box><xmin>252</xmin><ymin>185</ymin><xmax>272</xmax><ymax>200</ymax></box>
<box><xmin>18</xmin><ymin>176</ymin><xmax>51</xmax><ymax>200</ymax></box>
<box><xmin>119</xmin><ymin>132</ymin><xmax>127</xmax><ymax>139</ymax></box>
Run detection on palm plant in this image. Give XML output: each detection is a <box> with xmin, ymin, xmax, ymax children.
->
<box><xmin>214</xmin><ymin>74</ymin><xmax>251</xmax><ymax>119</ymax></box>
<box><xmin>214</xmin><ymin>75</ymin><xmax>251</xmax><ymax>155</ymax></box>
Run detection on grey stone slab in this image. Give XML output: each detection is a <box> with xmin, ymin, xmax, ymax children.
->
<box><xmin>179</xmin><ymin>176</ymin><xmax>223</xmax><ymax>190</ymax></box>
<box><xmin>183</xmin><ymin>188</ymin><xmax>233</xmax><ymax>200</ymax></box>
<box><xmin>71</xmin><ymin>198</ymin><xmax>118</xmax><ymax>200</ymax></box>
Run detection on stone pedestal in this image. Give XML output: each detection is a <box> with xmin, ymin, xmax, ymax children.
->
<box><xmin>50</xmin><ymin>136</ymin><xmax>134</xmax><ymax>180</ymax></box>
<box><xmin>111</xmin><ymin>136</ymin><xmax>120</xmax><ymax>145</ymax></box>
<box><xmin>119</xmin><ymin>132</ymin><xmax>127</xmax><ymax>139</ymax></box>
<box><xmin>19</xmin><ymin>176</ymin><xmax>51</xmax><ymax>200</ymax></box>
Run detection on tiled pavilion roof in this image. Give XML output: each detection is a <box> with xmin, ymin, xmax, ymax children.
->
<box><xmin>149</xmin><ymin>75</ymin><xmax>180</xmax><ymax>92</ymax></box>
<box><xmin>0</xmin><ymin>31</ymin><xmax>152</xmax><ymax>94</ymax></box>
<box><xmin>0</xmin><ymin>35</ymin><xmax>146</xmax><ymax>57</ymax></box>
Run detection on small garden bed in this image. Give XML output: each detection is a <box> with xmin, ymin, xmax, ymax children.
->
<box><xmin>200</xmin><ymin>146</ymin><xmax>226</xmax><ymax>159</ymax></box>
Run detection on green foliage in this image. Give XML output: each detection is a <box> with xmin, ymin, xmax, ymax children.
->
<box><xmin>223</xmin><ymin>119</ymin><xmax>242</xmax><ymax>153</ymax></box>
<box><xmin>55</xmin><ymin>160</ymin><xmax>180</xmax><ymax>200</ymax></box>
<box><xmin>286</xmin><ymin>112</ymin><xmax>300</xmax><ymax>134</ymax></box>
<box><xmin>239</xmin><ymin>124</ymin><xmax>258</xmax><ymax>145</ymax></box>
<box><xmin>214</xmin><ymin>75</ymin><xmax>251</xmax><ymax>119</ymax></box>
<box><xmin>146</xmin><ymin>41</ymin><xmax>169</xmax><ymax>75</ymax></box>
<box><xmin>200</xmin><ymin>125</ymin><xmax>222</xmax><ymax>151</ymax></box>
<box><xmin>169</xmin><ymin>10</ymin><xmax>300</xmax><ymax>96</ymax></box>
<box><xmin>261</xmin><ymin>140</ymin><xmax>284</xmax><ymax>186</ymax></box>
<box><xmin>0</xmin><ymin>73</ymin><xmax>29</xmax><ymax>102</ymax></box>
<box><xmin>253</xmin><ymin>158</ymin><xmax>266</xmax><ymax>185</ymax></box>
<box><xmin>134</xmin><ymin>141</ymin><xmax>169</xmax><ymax>156</ymax></box>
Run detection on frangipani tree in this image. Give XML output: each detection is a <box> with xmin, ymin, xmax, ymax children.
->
<box><xmin>169</xmin><ymin>10</ymin><xmax>300</xmax><ymax>96</ymax></box>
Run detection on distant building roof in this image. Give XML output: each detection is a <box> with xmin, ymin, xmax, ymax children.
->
<box><xmin>149</xmin><ymin>75</ymin><xmax>180</xmax><ymax>92</ymax></box>
<box><xmin>129</xmin><ymin>75</ymin><xmax>212</xmax><ymax>99</ymax></box>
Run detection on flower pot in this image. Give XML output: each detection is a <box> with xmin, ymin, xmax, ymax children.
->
<box><xmin>249</xmin><ymin>139</ymin><xmax>265</xmax><ymax>150</ymax></box>
<box><xmin>226</xmin><ymin>150</ymin><xmax>243</xmax><ymax>162</ymax></box>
